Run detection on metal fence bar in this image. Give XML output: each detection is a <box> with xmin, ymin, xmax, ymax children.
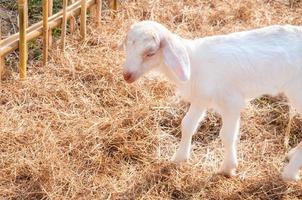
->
<box><xmin>113</xmin><ymin>0</ymin><xmax>117</xmax><ymax>10</ymax></box>
<box><xmin>109</xmin><ymin>0</ymin><xmax>117</xmax><ymax>10</ymax></box>
<box><xmin>43</xmin><ymin>0</ymin><xmax>49</xmax><ymax>65</ymax></box>
<box><xmin>18</xmin><ymin>0</ymin><xmax>27</xmax><ymax>80</ymax></box>
<box><xmin>1</xmin><ymin>0</ymin><xmax>102</xmax><ymax>79</ymax></box>
<box><xmin>0</xmin><ymin>0</ymin><xmax>96</xmax><ymax>57</ymax></box>
<box><xmin>70</xmin><ymin>0</ymin><xmax>76</xmax><ymax>33</ymax></box>
<box><xmin>24</xmin><ymin>0</ymin><xmax>28</xmax><ymax>63</ymax></box>
<box><xmin>0</xmin><ymin>18</ymin><xmax>4</xmax><ymax>83</ymax></box>
<box><xmin>48</xmin><ymin>0</ymin><xmax>53</xmax><ymax>47</ymax></box>
<box><xmin>96</xmin><ymin>0</ymin><xmax>102</xmax><ymax>26</ymax></box>
<box><xmin>89</xmin><ymin>4</ymin><xmax>96</xmax><ymax>23</ymax></box>
<box><xmin>80</xmin><ymin>0</ymin><xmax>87</xmax><ymax>39</ymax></box>
<box><xmin>61</xmin><ymin>0</ymin><xmax>68</xmax><ymax>51</ymax></box>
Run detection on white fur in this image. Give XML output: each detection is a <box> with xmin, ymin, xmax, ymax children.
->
<box><xmin>122</xmin><ymin>20</ymin><xmax>302</xmax><ymax>181</ymax></box>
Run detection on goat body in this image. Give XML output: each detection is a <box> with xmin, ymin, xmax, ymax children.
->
<box><xmin>121</xmin><ymin>21</ymin><xmax>302</xmax><ymax>181</ymax></box>
<box><xmin>180</xmin><ymin>25</ymin><xmax>302</xmax><ymax>108</ymax></box>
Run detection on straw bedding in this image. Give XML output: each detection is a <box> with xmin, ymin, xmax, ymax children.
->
<box><xmin>0</xmin><ymin>0</ymin><xmax>302</xmax><ymax>199</ymax></box>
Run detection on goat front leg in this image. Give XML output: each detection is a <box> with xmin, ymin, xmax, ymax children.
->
<box><xmin>172</xmin><ymin>104</ymin><xmax>206</xmax><ymax>162</ymax></box>
<box><xmin>218</xmin><ymin>109</ymin><xmax>240</xmax><ymax>177</ymax></box>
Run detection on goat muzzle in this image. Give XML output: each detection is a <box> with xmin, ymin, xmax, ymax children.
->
<box><xmin>123</xmin><ymin>71</ymin><xmax>135</xmax><ymax>83</ymax></box>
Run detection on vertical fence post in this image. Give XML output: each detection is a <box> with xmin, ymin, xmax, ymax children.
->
<box><xmin>61</xmin><ymin>0</ymin><xmax>68</xmax><ymax>51</ymax></box>
<box><xmin>80</xmin><ymin>0</ymin><xmax>87</xmax><ymax>39</ymax></box>
<box><xmin>25</xmin><ymin>0</ymin><xmax>28</xmax><ymax>27</ymax></box>
<box><xmin>18</xmin><ymin>0</ymin><xmax>27</xmax><ymax>80</ymax></box>
<box><xmin>109</xmin><ymin>0</ymin><xmax>117</xmax><ymax>10</ymax></box>
<box><xmin>89</xmin><ymin>4</ymin><xmax>97</xmax><ymax>23</ymax></box>
<box><xmin>96</xmin><ymin>0</ymin><xmax>102</xmax><ymax>26</ymax></box>
<box><xmin>0</xmin><ymin>18</ymin><xmax>4</xmax><ymax>83</ymax></box>
<box><xmin>109</xmin><ymin>0</ymin><xmax>117</xmax><ymax>18</ymax></box>
<box><xmin>24</xmin><ymin>0</ymin><xmax>29</xmax><ymax>66</ymax></box>
<box><xmin>24</xmin><ymin>0</ymin><xmax>29</xmax><ymax>67</ymax></box>
<box><xmin>70</xmin><ymin>0</ymin><xmax>76</xmax><ymax>33</ymax></box>
<box><xmin>43</xmin><ymin>0</ymin><xmax>49</xmax><ymax>66</ymax></box>
<box><xmin>113</xmin><ymin>0</ymin><xmax>117</xmax><ymax>10</ymax></box>
<box><xmin>48</xmin><ymin>0</ymin><xmax>53</xmax><ymax>47</ymax></box>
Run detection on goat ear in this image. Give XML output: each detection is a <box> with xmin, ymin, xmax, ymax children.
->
<box><xmin>161</xmin><ymin>34</ymin><xmax>190</xmax><ymax>81</ymax></box>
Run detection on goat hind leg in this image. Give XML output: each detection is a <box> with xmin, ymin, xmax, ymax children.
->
<box><xmin>218</xmin><ymin>108</ymin><xmax>241</xmax><ymax>177</ymax></box>
<box><xmin>282</xmin><ymin>91</ymin><xmax>302</xmax><ymax>181</ymax></box>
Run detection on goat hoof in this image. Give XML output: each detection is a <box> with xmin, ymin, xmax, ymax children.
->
<box><xmin>218</xmin><ymin>161</ymin><xmax>238</xmax><ymax>178</ymax></box>
<box><xmin>285</xmin><ymin>148</ymin><xmax>297</xmax><ymax>162</ymax></box>
<box><xmin>171</xmin><ymin>153</ymin><xmax>189</xmax><ymax>163</ymax></box>
<box><xmin>282</xmin><ymin>171</ymin><xmax>300</xmax><ymax>182</ymax></box>
<box><xmin>217</xmin><ymin>169</ymin><xmax>237</xmax><ymax>178</ymax></box>
<box><xmin>218</xmin><ymin>164</ymin><xmax>237</xmax><ymax>178</ymax></box>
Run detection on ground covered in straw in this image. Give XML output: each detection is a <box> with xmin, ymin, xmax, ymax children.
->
<box><xmin>1</xmin><ymin>0</ymin><xmax>302</xmax><ymax>199</ymax></box>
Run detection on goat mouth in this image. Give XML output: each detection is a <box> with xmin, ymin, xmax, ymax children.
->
<box><xmin>125</xmin><ymin>77</ymin><xmax>136</xmax><ymax>83</ymax></box>
<box><xmin>123</xmin><ymin>73</ymin><xmax>137</xmax><ymax>83</ymax></box>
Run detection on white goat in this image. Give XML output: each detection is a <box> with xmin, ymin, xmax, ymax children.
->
<box><xmin>121</xmin><ymin>20</ymin><xmax>302</xmax><ymax>181</ymax></box>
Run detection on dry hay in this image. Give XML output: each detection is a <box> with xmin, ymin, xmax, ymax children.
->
<box><xmin>1</xmin><ymin>0</ymin><xmax>302</xmax><ymax>199</ymax></box>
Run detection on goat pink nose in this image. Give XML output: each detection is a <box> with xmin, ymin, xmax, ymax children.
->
<box><xmin>123</xmin><ymin>71</ymin><xmax>132</xmax><ymax>82</ymax></box>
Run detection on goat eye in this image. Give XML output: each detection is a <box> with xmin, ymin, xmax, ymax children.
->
<box><xmin>146</xmin><ymin>52</ymin><xmax>155</xmax><ymax>57</ymax></box>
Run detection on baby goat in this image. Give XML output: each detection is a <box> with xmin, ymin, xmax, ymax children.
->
<box><xmin>121</xmin><ymin>20</ymin><xmax>302</xmax><ymax>181</ymax></box>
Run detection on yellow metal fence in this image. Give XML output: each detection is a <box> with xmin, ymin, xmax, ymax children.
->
<box><xmin>0</xmin><ymin>0</ymin><xmax>117</xmax><ymax>81</ymax></box>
